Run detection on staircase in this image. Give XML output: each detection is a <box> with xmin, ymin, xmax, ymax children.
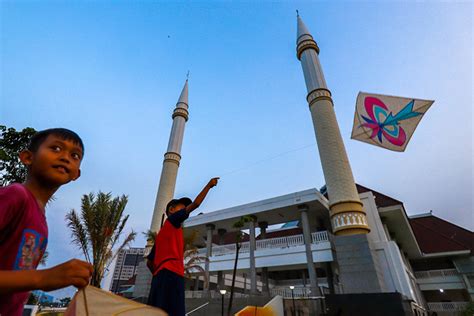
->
<box><xmin>186</xmin><ymin>297</ymin><xmax>270</xmax><ymax>316</ymax></box>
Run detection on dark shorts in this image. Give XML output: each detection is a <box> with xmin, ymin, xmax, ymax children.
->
<box><xmin>147</xmin><ymin>268</ymin><xmax>185</xmax><ymax>316</ymax></box>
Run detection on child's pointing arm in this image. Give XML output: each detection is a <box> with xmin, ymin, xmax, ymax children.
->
<box><xmin>185</xmin><ymin>177</ymin><xmax>219</xmax><ymax>215</ymax></box>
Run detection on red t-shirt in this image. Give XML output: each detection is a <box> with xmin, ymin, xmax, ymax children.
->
<box><xmin>0</xmin><ymin>184</ymin><xmax>48</xmax><ymax>316</ymax></box>
<box><xmin>148</xmin><ymin>209</ymin><xmax>189</xmax><ymax>277</ymax></box>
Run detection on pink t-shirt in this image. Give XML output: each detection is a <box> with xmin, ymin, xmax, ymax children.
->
<box><xmin>0</xmin><ymin>184</ymin><xmax>48</xmax><ymax>316</ymax></box>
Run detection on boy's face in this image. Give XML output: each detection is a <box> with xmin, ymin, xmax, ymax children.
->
<box><xmin>21</xmin><ymin>134</ymin><xmax>83</xmax><ymax>187</ymax></box>
<box><xmin>168</xmin><ymin>203</ymin><xmax>185</xmax><ymax>215</ymax></box>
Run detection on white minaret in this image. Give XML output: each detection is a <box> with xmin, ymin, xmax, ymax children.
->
<box><xmin>133</xmin><ymin>80</ymin><xmax>189</xmax><ymax>299</ymax></box>
<box><xmin>296</xmin><ymin>14</ymin><xmax>369</xmax><ymax>235</ymax></box>
<box><xmin>150</xmin><ymin>79</ymin><xmax>189</xmax><ymax>233</ymax></box>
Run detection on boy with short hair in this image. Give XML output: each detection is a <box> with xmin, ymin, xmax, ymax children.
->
<box><xmin>147</xmin><ymin>177</ymin><xmax>219</xmax><ymax>316</ymax></box>
<box><xmin>0</xmin><ymin>128</ymin><xmax>93</xmax><ymax>316</ymax></box>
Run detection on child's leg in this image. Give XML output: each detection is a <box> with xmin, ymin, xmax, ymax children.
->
<box><xmin>175</xmin><ymin>275</ymin><xmax>185</xmax><ymax>316</ymax></box>
<box><xmin>147</xmin><ymin>271</ymin><xmax>170</xmax><ymax>311</ymax></box>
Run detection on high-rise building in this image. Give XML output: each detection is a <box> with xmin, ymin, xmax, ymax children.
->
<box><xmin>110</xmin><ymin>247</ymin><xmax>145</xmax><ymax>294</ymax></box>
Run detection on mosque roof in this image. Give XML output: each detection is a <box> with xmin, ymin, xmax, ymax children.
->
<box><xmin>410</xmin><ymin>214</ymin><xmax>473</xmax><ymax>255</ymax></box>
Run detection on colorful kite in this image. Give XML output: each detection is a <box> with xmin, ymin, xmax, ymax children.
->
<box><xmin>65</xmin><ymin>286</ymin><xmax>167</xmax><ymax>316</ymax></box>
<box><xmin>235</xmin><ymin>295</ymin><xmax>284</xmax><ymax>316</ymax></box>
<box><xmin>351</xmin><ymin>92</ymin><xmax>434</xmax><ymax>152</ymax></box>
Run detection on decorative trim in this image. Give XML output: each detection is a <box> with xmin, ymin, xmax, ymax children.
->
<box><xmin>297</xmin><ymin>39</ymin><xmax>320</xmax><ymax>60</ymax></box>
<box><xmin>172</xmin><ymin>108</ymin><xmax>189</xmax><ymax>121</ymax></box>
<box><xmin>164</xmin><ymin>152</ymin><xmax>181</xmax><ymax>166</ymax></box>
<box><xmin>307</xmin><ymin>88</ymin><xmax>333</xmax><ymax>107</ymax></box>
<box><xmin>330</xmin><ymin>200</ymin><xmax>364</xmax><ymax>215</ymax></box>
<box><xmin>331</xmin><ymin>211</ymin><xmax>370</xmax><ymax>234</ymax></box>
<box><xmin>329</xmin><ymin>200</ymin><xmax>370</xmax><ymax>235</ymax></box>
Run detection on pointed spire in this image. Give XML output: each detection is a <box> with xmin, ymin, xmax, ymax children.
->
<box><xmin>177</xmin><ymin>78</ymin><xmax>188</xmax><ymax>108</ymax></box>
<box><xmin>297</xmin><ymin>14</ymin><xmax>313</xmax><ymax>44</ymax></box>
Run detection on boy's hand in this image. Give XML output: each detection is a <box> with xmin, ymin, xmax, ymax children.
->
<box><xmin>38</xmin><ymin>259</ymin><xmax>93</xmax><ymax>291</ymax></box>
<box><xmin>208</xmin><ymin>177</ymin><xmax>219</xmax><ymax>188</ymax></box>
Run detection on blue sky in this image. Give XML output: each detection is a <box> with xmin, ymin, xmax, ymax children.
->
<box><xmin>1</xmin><ymin>1</ymin><xmax>472</xmax><ymax>299</ymax></box>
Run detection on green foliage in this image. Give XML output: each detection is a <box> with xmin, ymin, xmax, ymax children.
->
<box><xmin>66</xmin><ymin>192</ymin><xmax>136</xmax><ymax>287</ymax></box>
<box><xmin>39</xmin><ymin>250</ymin><xmax>49</xmax><ymax>266</ymax></box>
<box><xmin>59</xmin><ymin>297</ymin><xmax>72</xmax><ymax>306</ymax></box>
<box><xmin>228</xmin><ymin>215</ymin><xmax>255</xmax><ymax>315</ymax></box>
<box><xmin>0</xmin><ymin>125</ymin><xmax>37</xmax><ymax>186</ymax></box>
<box><xmin>142</xmin><ymin>229</ymin><xmax>156</xmax><ymax>243</ymax></box>
<box><xmin>183</xmin><ymin>229</ymin><xmax>208</xmax><ymax>280</ymax></box>
<box><xmin>462</xmin><ymin>301</ymin><xmax>474</xmax><ymax>316</ymax></box>
<box><xmin>27</xmin><ymin>292</ymin><xmax>39</xmax><ymax>305</ymax></box>
<box><xmin>232</xmin><ymin>215</ymin><xmax>254</xmax><ymax>244</ymax></box>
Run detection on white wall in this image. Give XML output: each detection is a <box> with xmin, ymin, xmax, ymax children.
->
<box><xmin>360</xmin><ymin>193</ymin><xmax>418</xmax><ymax>302</ymax></box>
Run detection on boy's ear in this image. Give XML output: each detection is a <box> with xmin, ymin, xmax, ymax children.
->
<box><xmin>19</xmin><ymin>150</ymin><xmax>34</xmax><ymax>167</ymax></box>
<box><xmin>73</xmin><ymin>169</ymin><xmax>81</xmax><ymax>181</ymax></box>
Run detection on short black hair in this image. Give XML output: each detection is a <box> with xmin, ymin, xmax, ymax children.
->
<box><xmin>28</xmin><ymin>128</ymin><xmax>84</xmax><ymax>155</ymax></box>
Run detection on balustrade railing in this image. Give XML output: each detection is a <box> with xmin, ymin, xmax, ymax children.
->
<box><xmin>414</xmin><ymin>269</ymin><xmax>459</xmax><ymax>279</ymax></box>
<box><xmin>312</xmin><ymin>231</ymin><xmax>329</xmax><ymax>243</ymax></box>
<box><xmin>270</xmin><ymin>287</ymin><xmax>312</xmax><ymax>298</ymax></box>
<box><xmin>202</xmin><ymin>231</ymin><xmax>329</xmax><ymax>257</ymax></box>
<box><xmin>427</xmin><ymin>302</ymin><xmax>469</xmax><ymax>312</ymax></box>
<box><xmin>185</xmin><ymin>290</ymin><xmax>248</xmax><ymax>299</ymax></box>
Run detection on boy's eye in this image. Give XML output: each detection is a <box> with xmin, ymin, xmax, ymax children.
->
<box><xmin>71</xmin><ymin>153</ymin><xmax>81</xmax><ymax>160</ymax></box>
<box><xmin>51</xmin><ymin>146</ymin><xmax>61</xmax><ymax>152</ymax></box>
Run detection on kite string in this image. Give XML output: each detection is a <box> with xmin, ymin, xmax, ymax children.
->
<box><xmin>218</xmin><ymin>142</ymin><xmax>316</xmax><ymax>178</ymax></box>
<box><xmin>83</xmin><ymin>287</ymin><xmax>90</xmax><ymax>316</ymax></box>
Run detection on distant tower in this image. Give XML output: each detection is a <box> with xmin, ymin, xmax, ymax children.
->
<box><xmin>296</xmin><ymin>14</ymin><xmax>369</xmax><ymax>235</ymax></box>
<box><xmin>134</xmin><ymin>79</ymin><xmax>189</xmax><ymax>300</ymax></box>
<box><xmin>150</xmin><ymin>79</ymin><xmax>189</xmax><ymax>233</ymax></box>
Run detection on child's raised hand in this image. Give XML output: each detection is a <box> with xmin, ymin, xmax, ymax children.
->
<box><xmin>37</xmin><ymin>259</ymin><xmax>93</xmax><ymax>291</ymax></box>
<box><xmin>208</xmin><ymin>177</ymin><xmax>219</xmax><ymax>188</ymax></box>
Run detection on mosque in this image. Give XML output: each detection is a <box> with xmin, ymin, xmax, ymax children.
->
<box><xmin>109</xmin><ymin>15</ymin><xmax>473</xmax><ymax>316</ymax></box>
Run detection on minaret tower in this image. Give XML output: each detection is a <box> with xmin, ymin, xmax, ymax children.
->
<box><xmin>296</xmin><ymin>14</ymin><xmax>369</xmax><ymax>235</ymax></box>
<box><xmin>133</xmin><ymin>79</ymin><xmax>189</xmax><ymax>299</ymax></box>
<box><xmin>150</xmin><ymin>79</ymin><xmax>189</xmax><ymax>233</ymax></box>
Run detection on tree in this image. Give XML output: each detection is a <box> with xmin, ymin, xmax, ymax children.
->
<box><xmin>183</xmin><ymin>230</ymin><xmax>208</xmax><ymax>281</ymax></box>
<box><xmin>66</xmin><ymin>192</ymin><xmax>136</xmax><ymax>287</ymax></box>
<box><xmin>59</xmin><ymin>297</ymin><xmax>72</xmax><ymax>307</ymax></box>
<box><xmin>39</xmin><ymin>250</ymin><xmax>49</xmax><ymax>266</ymax></box>
<box><xmin>27</xmin><ymin>292</ymin><xmax>39</xmax><ymax>305</ymax></box>
<box><xmin>227</xmin><ymin>215</ymin><xmax>254</xmax><ymax>316</ymax></box>
<box><xmin>462</xmin><ymin>302</ymin><xmax>474</xmax><ymax>316</ymax></box>
<box><xmin>0</xmin><ymin>125</ymin><xmax>36</xmax><ymax>186</ymax></box>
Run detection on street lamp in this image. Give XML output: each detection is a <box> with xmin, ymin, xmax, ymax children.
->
<box><xmin>219</xmin><ymin>289</ymin><xmax>227</xmax><ymax>316</ymax></box>
<box><xmin>289</xmin><ymin>286</ymin><xmax>296</xmax><ymax>316</ymax></box>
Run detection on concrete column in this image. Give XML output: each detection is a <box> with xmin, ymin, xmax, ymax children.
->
<box><xmin>249</xmin><ymin>218</ymin><xmax>257</xmax><ymax>294</ymax></box>
<box><xmin>326</xmin><ymin>262</ymin><xmax>335</xmax><ymax>294</ymax></box>
<box><xmin>205</xmin><ymin>224</ymin><xmax>215</xmax><ymax>293</ymax></box>
<box><xmin>258</xmin><ymin>221</ymin><xmax>270</xmax><ymax>294</ymax></box>
<box><xmin>299</xmin><ymin>205</ymin><xmax>320</xmax><ymax>296</ymax></box>
<box><xmin>302</xmin><ymin>270</ymin><xmax>307</xmax><ymax>287</ymax></box>
<box><xmin>243</xmin><ymin>273</ymin><xmax>247</xmax><ymax>294</ymax></box>
<box><xmin>217</xmin><ymin>228</ymin><xmax>226</xmax><ymax>290</ymax></box>
<box><xmin>194</xmin><ymin>276</ymin><xmax>200</xmax><ymax>291</ymax></box>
